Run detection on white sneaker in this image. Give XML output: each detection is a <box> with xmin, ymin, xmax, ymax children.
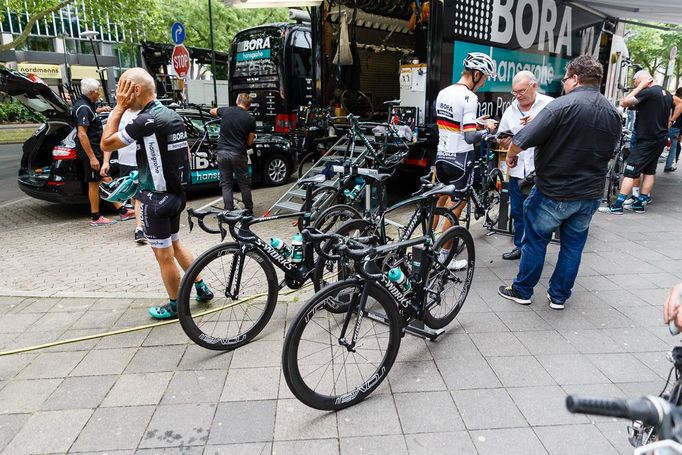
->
<box><xmin>622</xmin><ymin>196</ymin><xmax>638</xmax><ymax>207</ymax></box>
<box><xmin>448</xmin><ymin>259</ymin><xmax>468</xmax><ymax>271</ymax></box>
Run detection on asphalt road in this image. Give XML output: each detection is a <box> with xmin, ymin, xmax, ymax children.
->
<box><xmin>0</xmin><ymin>143</ymin><xmax>24</xmax><ymax>205</ymax></box>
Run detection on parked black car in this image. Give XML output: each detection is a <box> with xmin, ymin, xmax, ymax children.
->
<box><xmin>0</xmin><ymin>66</ymin><xmax>295</xmax><ymax>205</ymax></box>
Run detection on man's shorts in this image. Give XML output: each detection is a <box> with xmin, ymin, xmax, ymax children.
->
<box><xmin>435</xmin><ymin>149</ymin><xmax>476</xmax><ymax>192</ymax></box>
<box><xmin>80</xmin><ymin>149</ymin><xmax>103</xmax><ymax>183</ymax></box>
<box><xmin>623</xmin><ymin>137</ymin><xmax>667</xmax><ymax>178</ymax></box>
<box><xmin>118</xmin><ymin>164</ymin><xmax>138</xmax><ymax>178</ymax></box>
<box><xmin>138</xmin><ymin>191</ymin><xmax>186</xmax><ymax>249</ymax></box>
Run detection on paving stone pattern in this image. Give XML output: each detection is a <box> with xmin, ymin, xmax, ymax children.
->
<box><xmin>0</xmin><ymin>171</ymin><xmax>682</xmax><ymax>453</ymax></box>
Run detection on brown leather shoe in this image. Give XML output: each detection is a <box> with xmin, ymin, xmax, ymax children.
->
<box><xmin>502</xmin><ymin>247</ymin><xmax>521</xmax><ymax>260</ymax></box>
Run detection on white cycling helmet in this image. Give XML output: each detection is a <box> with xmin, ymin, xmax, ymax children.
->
<box><xmin>463</xmin><ymin>52</ymin><xmax>496</xmax><ymax>78</ymax></box>
<box><xmin>99</xmin><ymin>170</ymin><xmax>139</xmax><ymax>203</ymax></box>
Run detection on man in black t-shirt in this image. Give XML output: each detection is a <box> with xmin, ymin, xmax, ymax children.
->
<box><xmin>601</xmin><ymin>71</ymin><xmax>673</xmax><ymax>214</ymax></box>
<box><xmin>210</xmin><ymin>93</ymin><xmax>256</xmax><ymax>213</ymax></box>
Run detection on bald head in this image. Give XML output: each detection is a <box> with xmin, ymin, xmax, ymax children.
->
<box><xmin>633</xmin><ymin>70</ymin><xmax>652</xmax><ymax>86</ymax></box>
<box><xmin>117</xmin><ymin>68</ymin><xmax>156</xmax><ymax>110</ymax></box>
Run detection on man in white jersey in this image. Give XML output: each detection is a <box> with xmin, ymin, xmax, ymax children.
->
<box><xmin>435</xmin><ymin>52</ymin><xmax>497</xmax><ymax>267</ymax></box>
<box><xmin>101</xmin><ymin>108</ymin><xmax>144</xmax><ymax>243</ymax></box>
<box><xmin>497</xmin><ymin>71</ymin><xmax>553</xmax><ymax>260</ymax></box>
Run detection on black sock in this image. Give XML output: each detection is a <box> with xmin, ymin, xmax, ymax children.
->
<box><xmin>118</xmin><ymin>206</ymin><xmax>128</xmax><ymax>215</ymax></box>
<box><xmin>169</xmin><ymin>299</ymin><xmax>177</xmax><ymax>308</ymax></box>
<box><xmin>91</xmin><ymin>212</ymin><xmax>100</xmax><ymax>221</ymax></box>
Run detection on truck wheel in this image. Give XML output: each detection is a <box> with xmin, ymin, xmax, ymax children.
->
<box><xmin>263</xmin><ymin>154</ymin><xmax>290</xmax><ymax>186</ymax></box>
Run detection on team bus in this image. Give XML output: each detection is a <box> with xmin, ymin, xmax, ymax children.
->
<box><xmin>229</xmin><ymin>0</ymin><xmax>628</xmax><ymax>171</ymax></box>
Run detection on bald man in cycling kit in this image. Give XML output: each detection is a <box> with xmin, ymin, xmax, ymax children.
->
<box><xmin>435</xmin><ymin>52</ymin><xmax>497</xmax><ymax>267</ymax></box>
<box><xmin>101</xmin><ymin>68</ymin><xmax>213</xmax><ymax>319</ymax></box>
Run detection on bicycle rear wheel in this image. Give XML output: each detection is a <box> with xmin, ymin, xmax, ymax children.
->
<box><xmin>423</xmin><ymin>226</ymin><xmax>475</xmax><ymax>329</ymax></box>
<box><xmin>177</xmin><ymin>242</ymin><xmax>278</xmax><ymax>350</ymax></box>
<box><xmin>313</xmin><ymin>203</ymin><xmax>362</xmax><ymax>233</ymax></box>
<box><xmin>606</xmin><ymin>153</ymin><xmax>624</xmax><ymax>203</ymax></box>
<box><xmin>282</xmin><ymin>280</ymin><xmax>402</xmax><ymax>410</ymax></box>
<box><xmin>484</xmin><ymin>168</ymin><xmax>503</xmax><ymax>228</ymax></box>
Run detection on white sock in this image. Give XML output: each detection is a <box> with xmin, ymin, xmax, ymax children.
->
<box><xmin>633</xmin><ymin>187</ymin><xmax>640</xmax><ymax>197</ymax></box>
<box><xmin>438</xmin><ymin>249</ymin><xmax>450</xmax><ymax>262</ymax></box>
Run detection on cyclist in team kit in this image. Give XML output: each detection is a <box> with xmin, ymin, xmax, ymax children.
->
<box><xmin>100</xmin><ymin>68</ymin><xmax>213</xmax><ymax>319</ymax></box>
<box><xmin>434</xmin><ymin>52</ymin><xmax>497</xmax><ymax>266</ymax></box>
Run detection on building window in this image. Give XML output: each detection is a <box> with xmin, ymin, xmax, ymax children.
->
<box><xmin>14</xmin><ymin>35</ymin><xmax>55</xmax><ymax>52</ymax></box>
<box><xmin>65</xmin><ymin>38</ymin><xmax>101</xmax><ymax>55</ymax></box>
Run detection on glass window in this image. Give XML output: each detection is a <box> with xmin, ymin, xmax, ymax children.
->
<box><xmin>14</xmin><ymin>35</ymin><xmax>55</xmax><ymax>52</ymax></box>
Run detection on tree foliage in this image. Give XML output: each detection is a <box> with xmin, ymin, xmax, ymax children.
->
<box><xmin>145</xmin><ymin>1</ymin><xmax>288</xmax><ymax>52</ymax></box>
<box><xmin>0</xmin><ymin>0</ymin><xmax>158</xmax><ymax>52</ymax></box>
<box><xmin>625</xmin><ymin>22</ymin><xmax>682</xmax><ymax>88</ymax></box>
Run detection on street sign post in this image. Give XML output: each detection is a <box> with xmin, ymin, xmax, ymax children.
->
<box><xmin>172</xmin><ymin>44</ymin><xmax>191</xmax><ymax>79</ymax></box>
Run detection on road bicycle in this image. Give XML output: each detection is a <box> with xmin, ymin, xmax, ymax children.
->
<box><xmin>313</xmin><ymin>164</ymin><xmax>460</xmax><ymax>291</ymax></box>
<box><xmin>282</xmin><ymin>218</ymin><xmax>475</xmax><ymax>410</ymax></box>
<box><xmin>605</xmin><ymin>127</ymin><xmax>632</xmax><ymax>204</ymax></box>
<box><xmin>448</xmin><ymin>135</ymin><xmax>504</xmax><ymax>231</ymax></box>
<box><xmin>177</xmin><ymin>174</ymin><xmax>359</xmax><ymax>350</ymax></box>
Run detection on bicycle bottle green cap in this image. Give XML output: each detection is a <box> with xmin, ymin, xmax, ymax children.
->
<box><xmin>387</xmin><ymin>268</ymin><xmax>403</xmax><ymax>282</ymax></box>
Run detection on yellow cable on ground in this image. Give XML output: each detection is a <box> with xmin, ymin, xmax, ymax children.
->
<box><xmin>0</xmin><ymin>280</ymin><xmax>319</xmax><ymax>357</ymax></box>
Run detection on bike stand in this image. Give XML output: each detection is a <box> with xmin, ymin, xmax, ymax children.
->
<box><xmin>404</xmin><ymin>320</ymin><xmax>445</xmax><ymax>341</ymax></box>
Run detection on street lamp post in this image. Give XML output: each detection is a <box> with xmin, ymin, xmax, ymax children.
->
<box><xmin>80</xmin><ymin>30</ymin><xmax>110</xmax><ymax>105</ymax></box>
<box><xmin>61</xmin><ymin>33</ymin><xmax>71</xmax><ymax>86</ymax></box>
<box><xmin>208</xmin><ymin>0</ymin><xmax>218</xmax><ymax>107</ymax></box>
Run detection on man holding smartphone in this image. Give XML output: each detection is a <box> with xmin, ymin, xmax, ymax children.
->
<box><xmin>497</xmin><ymin>71</ymin><xmax>553</xmax><ymax>260</ymax></box>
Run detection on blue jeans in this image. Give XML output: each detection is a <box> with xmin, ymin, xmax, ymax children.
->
<box><xmin>665</xmin><ymin>127</ymin><xmax>680</xmax><ymax>170</ymax></box>
<box><xmin>512</xmin><ymin>188</ymin><xmax>601</xmax><ymax>303</ymax></box>
<box><xmin>508</xmin><ymin>176</ymin><xmax>527</xmax><ymax>249</ymax></box>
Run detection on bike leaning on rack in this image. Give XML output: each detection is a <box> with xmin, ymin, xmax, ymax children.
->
<box><xmin>282</xmin><ymin>204</ymin><xmax>475</xmax><ymax>410</ymax></box>
<box><xmin>176</xmin><ymin>175</ymin><xmax>357</xmax><ymax>351</ymax></box>
<box><xmin>604</xmin><ymin>127</ymin><xmax>631</xmax><ymax>204</ymax></box>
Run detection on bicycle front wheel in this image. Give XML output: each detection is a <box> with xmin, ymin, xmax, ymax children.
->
<box><xmin>177</xmin><ymin>242</ymin><xmax>278</xmax><ymax>350</ymax></box>
<box><xmin>423</xmin><ymin>226</ymin><xmax>475</xmax><ymax>329</ymax></box>
<box><xmin>282</xmin><ymin>280</ymin><xmax>402</xmax><ymax>410</ymax></box>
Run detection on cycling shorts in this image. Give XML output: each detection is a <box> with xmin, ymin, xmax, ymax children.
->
<box><xmin>435</xmin><ymin>150</ymin><xmax>476</xmax><ymax>192</ymax></box>
<box><xmin>138</xmin><ymin>190</ymin><xmax>186</xmax><ymax>249</ymax></box>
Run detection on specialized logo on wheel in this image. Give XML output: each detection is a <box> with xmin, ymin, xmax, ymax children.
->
<box><xmin>199</xmin><ymin>332</ymin><xmax>248</xmax><ymax>346</ymax></box>
<box><xmin>304</xmin><ymin>299</ymin><xmax>328</xmax><ymax>323</ymax></box>
<box><xmin>334</xmin><ymin>366</ymin><xmax>386</xmax><ymax>405</ymax></box>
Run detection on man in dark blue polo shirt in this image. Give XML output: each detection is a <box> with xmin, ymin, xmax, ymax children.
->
<box><xmin>498</xmin><ymin>55</ymin><xmax>621</xmax><ymax>310</ymax></box>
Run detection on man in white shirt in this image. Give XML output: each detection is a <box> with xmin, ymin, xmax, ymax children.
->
<box><xmin>497</xmin><ymin>71</ymin><xmax>553</xmax><ymax>260</ymax></box>
<box><xmin>101</xmin><ymin>108</ymin><xmax>144</xmax><ymax>243</ymax></box>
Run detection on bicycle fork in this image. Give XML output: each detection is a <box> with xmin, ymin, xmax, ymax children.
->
<box><xmin>337</xmin><ymin>284</ymin><xmax>370</xmax><ymax>352</ymax></box>
<box><xmin>224</xmin><ymin>246</ymin><xmax>248</xmax><ymax>300</ymax></box>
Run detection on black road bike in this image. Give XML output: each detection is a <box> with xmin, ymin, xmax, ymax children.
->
<box><xmin>605</xmin><ymin>127</ymin><xmax>631</xmax><ymax>204</ymax></box>
<box><xmin>177</xmin><ymin>175</ymin><xmax>358</xmax><ymax>351</ymax></box>
<box><xmin>282</xmin><ymin>220</ymin><xmax>475</xmax><ymax>410</ymax></box>
<box><xmin>313</xmin><ymin>165</ymin><xmax>460</xmax><ymax>291</ymax></box>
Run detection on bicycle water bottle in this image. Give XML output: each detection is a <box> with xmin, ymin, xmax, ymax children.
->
<box><xmin>291</xmin><ymin>233</ymin><xmax>304</xmax><ymax>264</ymax></box>
<box><xmin>387</xmin><ymin>268</ymin><xmax>411</xmax><ymax>293</ymax></box>
<box><xmin>270</xmin><ymin>238</ymin><xmax>292</xmax><ymax>258</ymax></box>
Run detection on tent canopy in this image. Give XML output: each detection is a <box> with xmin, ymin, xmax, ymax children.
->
<box><xmin>568</xmin><ymin>1</ymin><xmax>682</xmax><ymax>26</ymax></box>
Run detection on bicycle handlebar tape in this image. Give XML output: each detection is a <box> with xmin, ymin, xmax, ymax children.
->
<box><xmin>566</xmin><ymin>395</ymin><xmax>662</xmax><ymax>426</ymax></box>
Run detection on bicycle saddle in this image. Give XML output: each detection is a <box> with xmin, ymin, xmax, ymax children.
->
<box><xmin>298</xmin><ymin>174</ymin><xmax>327</xmax><ymax>187</ymax></box>
<box><xmin>422</xmin><ymin>184</ymin><xmax>458</xmax><ymax>198</ymax></box>
<box><xmin>360</xmin><ymin>173</ymin><xmax>392</xmax><ymax>184</ymax></box>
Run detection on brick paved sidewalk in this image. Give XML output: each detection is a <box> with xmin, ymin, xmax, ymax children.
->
<box><xmin>0</xmin><ymin>171</ymin><xmax>681</xmax><ymax>454</ymax></box>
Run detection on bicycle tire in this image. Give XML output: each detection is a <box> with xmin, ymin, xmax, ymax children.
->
<box><xmin>310</xmin><ymin>186</ymin><xmax>341</xmax><ymax>218</ymax></box>
<box><xmin>297</xmin><ymin>152</ymin><xmax>316</xmax><ymax>178</ymax></box>
<box><xmin>282</xmin><ymin>280</ymin><xmax>402</xmax><ymax>410</ymax></box>
<box><xmin>484</xmin><ymin>168</ymin><xmax>503</xmax><ymax>228</ymax></box>
<box><xmin>423</xmin><ymin>226</ymin><xmax>475</xmax><ymax>329</ymax></box>
<box><xmin>313</xmin><ymin>203</ymin><xmax>362</xmax><ymax>233</ymax></box>
<box><xmin>177</xmin><ymin>242</ymin><xmax>278</xmax><ymax>350</ymax></box>
<box><xmin>313</xmin><ymin>218</ymin><xmax>376</xmax><ymax>292</ymax></box>
<box><xmin>607</xmin><ymin>153</ymin><xmax>624</xmax><ymax>203</ymax></box>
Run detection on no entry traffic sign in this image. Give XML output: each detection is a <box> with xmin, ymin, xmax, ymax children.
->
<box><xmin>172</xmin><ymin>45</ymin><xmax>190</xmax><ymax>79</ymax></box>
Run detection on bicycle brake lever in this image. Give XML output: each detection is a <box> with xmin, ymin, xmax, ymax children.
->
<box><xmin>219</xmin><ymin>220</ymin><xmax>227</xmax><ymax>241</ymax></box>
<box><xmin>187</xmin><ymin>213</ymin><xmax>194</xmax><ymax>233</ymax></box>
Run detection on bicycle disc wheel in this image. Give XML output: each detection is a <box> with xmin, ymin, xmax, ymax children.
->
<box><xmin>423</xmin><ymin>226</ymin><xmax>475</xmax><ymax>329</ymax></box>
<box><xmin>313</xmin><ymin>203</ymin><xmax>362</xmax><ymax>233</ymax></box>
<box><xmin>484</xmin><ymin>169</ymin><xmax>503</xmax><ymax>228</ymax></box>
<box><xmin>282</xmin><ymin>280</ymin><xmax>402</xmax><ymax>410</ymax></box>
<box><xmin>313</xmin><ymin>218</ymin><xmax>376</xmax><ymax>291</ymax></box>
<box><xmin>177</xmin><ymin>242</ymin><xmax>278</xmax><ymax>350</ymax></box>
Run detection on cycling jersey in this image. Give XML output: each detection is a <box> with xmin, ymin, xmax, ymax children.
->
<box><xmin>120</xmin><ymin>100</ymin><xmax>190</xmax><ymax>195</ymax></box>
<box><xmin>436</xmin><ymin>84</ymin><xmax>478</xmax><ymax>159</ymax></box>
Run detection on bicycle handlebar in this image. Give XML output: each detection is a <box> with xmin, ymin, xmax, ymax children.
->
<box><xmin>566</xmin><ymin>395</ymin><xmax>664</xmax><ymax>426</ymax></box>
<box><xmin>187</xmin><ymin>208</ymin><xmax>222</xmax><ymax>235</ymax></box>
